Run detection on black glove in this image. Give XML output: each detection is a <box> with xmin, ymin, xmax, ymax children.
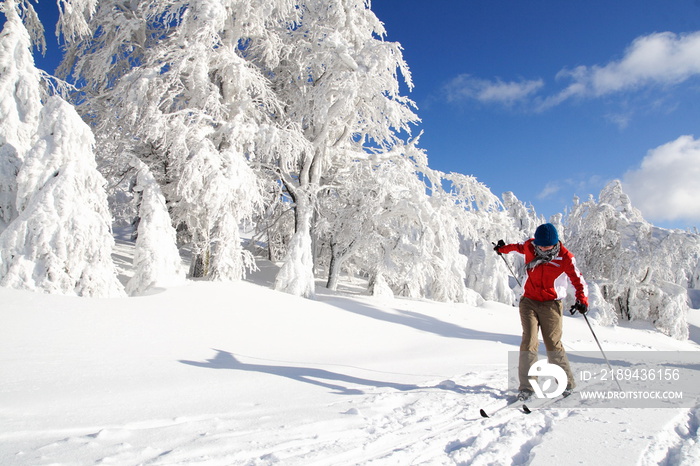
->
<box><xmin>570</xmin><ymin>301</ymin><xmax>588</xmax><ymax>315</ymax></box>
<box><xmin>493</xmin><ymin>239</ymin><xmax>506</xmax><ymax>255</ymax></box>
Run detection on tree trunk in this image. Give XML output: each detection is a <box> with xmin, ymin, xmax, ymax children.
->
<box><xmin>274</xmin><ymin>191</ymin><xmax>316</xmax><ymax>298</ymax></box>
<box><xmin>326</xmin><ymin>242</ymin><xmax>341</xmax><ymax>291</ymax></box>
<box><xmin>189</xmin><ymin>250</ymin><xmax>208</xmax><ymax>278</ymax></box>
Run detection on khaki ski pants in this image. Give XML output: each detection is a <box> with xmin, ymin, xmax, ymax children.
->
<box><xmin>518</xmin><ymin>297</ymin><xmax>575</xmax><ymax>391</ymax></box>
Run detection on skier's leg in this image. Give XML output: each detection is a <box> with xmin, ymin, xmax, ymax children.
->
<box><xmin>518</xmin><ymin>297</ymin><xmax>540</xmax><ymax>391</ymax></box>
<box><xmin>539</xmin><ymin>299</ymin><xmax>575</xmax><ymax>389</ymax></box>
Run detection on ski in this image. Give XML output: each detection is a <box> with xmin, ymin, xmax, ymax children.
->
<box><xmin>479</xmin><ymin>397</ymin><xmax>524</xmax><ymax>418</ymax></box>
<box><xmin>522</xmin><ymin>392</ymin><xmax>572</xmax><ymax>414</ymax></box>
<box><xmin>481</xmin><ymin>391</ymin><xmax>574</xmax><ymax>417</ymax></box>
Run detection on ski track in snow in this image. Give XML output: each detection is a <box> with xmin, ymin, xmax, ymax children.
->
<box><xmin>6</xmin><ymin>373</ymin><xmax>700</xmax><ymax>465</ymax></box>
<box><xmin>638</xmin><ymin>406</ymin><xmax>700</xmax><ymax>466</ymax></box>
<box><xmin>11</xmin><ymin>372</ymin><xmax>696</xmax><ymax>466</ymax></box>
<box><xmin>6</xmin><ymin>371</ymin><xmax>546</xmax><ymax>466</ymax></box>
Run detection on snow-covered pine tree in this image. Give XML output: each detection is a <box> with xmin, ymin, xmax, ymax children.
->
<box><xmin>0</xmin><ymin>1</ymin><xmax>122</xmax><ymax>297</ymax></box>
<box><xmin>0</xmin><ymin>96</ymin><xmax>124</xmax><ymax>297</ymax></box>
<box><xmin>566</xmin><ymin>180</ymin><xmax>700</xmax><ymax>339</ymax></box>
<box><xmin>126</xmin><ymin>158</ymin><xmax>186</xmax><ymax>295</ymax></box>
<box><xmin>0</xmin><ymin>0</ymin><xmax>44</xmax><ymax>231</ymax></box>
<box><xmin>266</xmin><ymin>0</ymin><xmax>420</xmax><ymax>298</ymax></box>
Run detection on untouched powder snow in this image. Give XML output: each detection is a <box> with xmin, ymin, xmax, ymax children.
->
<box><xmin>2</xmin><ymin>240</ymin><xmax>700</xmax><ymax>465</ymax></box>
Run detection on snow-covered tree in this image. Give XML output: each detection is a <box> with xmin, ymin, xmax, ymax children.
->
<box><xmin>693</xmin><ymin>260</ymin><xmax>700</xmax><ymax>291</ymax></box>
<box><xmin>176</xmin><ymin>135</ymin><xmax>262</xmax><ymax>280</ymax></box>
<box><xmin>266</xmin><ymin>0</ymin><xmax>420</xmax><ymax>298</ymax></box>
<box><xmin>0</xmin><ymin>1</ymin><xmax>123</xmax><ymax>297</ymax></box>
<box><xmin>60</xmin><ymin>0</ymin><xmax>298</xmax><ymax>281</ymax></box>
<box><xmin>126</xmin><ymin>158</ymin><xmax>185</xmax><ymax>295</ymax></box>
<box><xmin>447</xmin><ymin>173</ymin><xmax>521</xmax><ymax>304</ymax></box>
<box><xmin>55</xmin><ymin>0</ymin><xmax>98</xmax><ymax>42</ymax></box>
<box><xmin>355</xmin><ymin>157</ymin><xmax>449</xmax><ymax>301</ymax></box>
<box><xmin>314</xmin><ymin>155</ymin><xmax>379</xmax><ymax>291</ymax></box>
<box><xmin>0</xmin><ymin>0</ymin><xmax>44</xmax><ymax>231</ymax></box>
<box><xmin>0</xmin><ymin>96</ymin><xmax>124</xmax><ymax>297</ymax></box>
<box><xmin>316</xmin><ymin>146</ymin><xmax>435</xmax><ymax>298</ymax></box>
<box><xmin>566</xmin><ymin>180</ymin><xmax>700</xmax><ymax>339</ymax></box>
<box><xmin>313</xmin><ymin>140</ymin><xmax>519</xmax><ymax>305</ymax></box>
<box><xmin>501</xmin><ymin>191</ymin><xmax>542</xmax><ymax>238</ymax></box>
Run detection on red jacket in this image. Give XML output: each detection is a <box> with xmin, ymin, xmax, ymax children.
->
<box><xmin>500</xmin><ymin>239</ymin><xmax>588</xmax><ymax>305</ymax></box>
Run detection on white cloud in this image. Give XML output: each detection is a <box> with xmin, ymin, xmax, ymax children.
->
<box><xmin>445</xmin><ymin>31</ymin><xmax>700</xmax><ymax>118</ymax></box>
<box><xmin>622</xmin><ymin>135</ymin><xmax>700</xmax><ymax>222</ymax></box>
<box><xmin>553</xmin><ymin>31</ymin><xmax>700</xmax><ymax>104</ymax></box>
<box><xmin>537</xmin><ymin>182</ymin><xmax>561</xmax><ymax>200</ymax></box>
<box><xmin>444</xmin><ymin>74</ymin><xmax>544</xmax><ymax>106</ymax></box>
<box><xmin>604</xmin><ymin>112</ymin><xmax>632</xmax><ymax>130</ymax></box>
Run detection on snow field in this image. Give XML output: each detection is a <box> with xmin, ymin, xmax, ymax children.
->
<box><xmin>2</xmin><ymin>239</ymin><xmax>700</xmax><ymax>465</ymax></box>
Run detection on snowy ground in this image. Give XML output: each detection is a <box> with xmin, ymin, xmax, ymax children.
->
<box><xmin>2</xmin><ymin>238</ymin><xmax>700</xmax><ymax>465</ymax></box>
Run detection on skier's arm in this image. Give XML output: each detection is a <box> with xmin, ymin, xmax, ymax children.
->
<box><xmin>496</xmin><ymin>242</ymin><xmax>526</xmax><ymax>255</ymax></box>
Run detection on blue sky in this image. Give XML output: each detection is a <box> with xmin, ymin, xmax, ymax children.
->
<box><xmin>14</xmin><ymin>0</ymin><xmax>700</xmax><ymax>230</ymax></box>
<box><xmin>371</xmin><ymin>0</ymin><xmax>700</xmax><ymax>230</ymax></box>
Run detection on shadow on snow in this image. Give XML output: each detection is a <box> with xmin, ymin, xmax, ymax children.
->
<box><xmin>318</xmin><ymin>293</ymin><xmax>521</xmax><ymax>347</ymax></box>
<box><xmin>179</xmin><ymin>349</ymin><xmax>495</xmax><ymax>396</ymax></box>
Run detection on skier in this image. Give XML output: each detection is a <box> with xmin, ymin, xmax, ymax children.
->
<box><xmin>494</xmin><ymin>223</ymin><xmax>588</xmax><ymax>401</ymax></box>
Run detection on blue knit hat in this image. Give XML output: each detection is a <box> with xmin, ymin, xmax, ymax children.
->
<box><xmin>533</xmin><ymin>223</ymin><xmax>559</xmax><ymax>246</ymax></box>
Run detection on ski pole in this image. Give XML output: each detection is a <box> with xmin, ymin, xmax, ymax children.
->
<box><xmin>492</xmin><ymin>242</ymin><xmax>522</xmax><ymax>288</ymax></box>
<box><xmin>580</xmin><ymin>310</ymin><xmax>623</xmax><ymax>391</ymax></box>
